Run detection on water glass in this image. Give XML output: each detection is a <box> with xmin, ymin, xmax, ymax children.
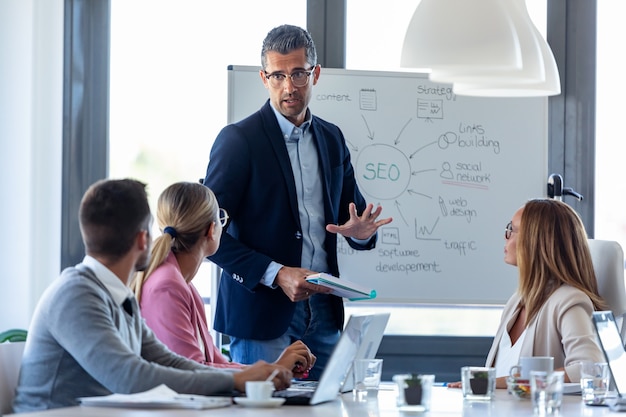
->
<box><xmin>461</xmin><ymin>366</ymin><xmax>496</xmax><ymax>401</ymax></box>
<box><xmin>353</xmin><ymin>359</ymin><xmax>383</xmax><ymax>400</ymax></box>
<box><xmin>530</xmin><ymin>371</ymin><xmax>564</xmax><ymax>416</ymax></box>
<box><xmin>579</xmin><ymin>361</ymin><xmax>609</xmax><ymax>405</ymax></box>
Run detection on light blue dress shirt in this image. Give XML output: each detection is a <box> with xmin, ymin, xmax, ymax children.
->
<box><xmin>260</xmin><ymin>105</ymin><xmax>371</xmax><ymax>287</ymax></box>
<box><xmin>261</xmin><ymin>105</ymin><xmax>329</xmax><ymax>286</ymax></box>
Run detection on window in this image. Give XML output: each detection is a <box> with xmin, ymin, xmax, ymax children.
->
<box><xmin>346</xmin><ymin>0</ymin><xmax>547</xmax><ymax>71</ymax></box>
<box><xmin>595</xmin><ymin>2</ymin><xmax>626</xmax><ymax>250</ymax></box>
<box><xmin>110</xmin><ymin>0</ymin><xmax>306</xmax><ymax>305</ymax></box>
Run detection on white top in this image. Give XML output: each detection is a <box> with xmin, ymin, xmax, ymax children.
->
<box><xmin>494</xmin><ymin>328</ymin><xmax>527</xmax><ymax>378</ymax></box>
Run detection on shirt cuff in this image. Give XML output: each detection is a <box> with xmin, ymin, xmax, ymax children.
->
<box><xmin>260</xmin><ymin>261</ymin><xmax>283</xmax><ymax>288</ymax></box>
<box><xmin>351</xmin><ymin>233</ymin><xmax>376</xmax><ymax>245</ymax></box>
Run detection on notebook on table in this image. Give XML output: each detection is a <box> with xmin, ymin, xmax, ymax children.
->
<box><xmin>591</xmin><ymin>311</ymin><xmax>626</xmax><ymax>410</ymax></box>
<box><xmin>78</xmin><ymin>384</ymin><xmax>232</xmax><ymax>409</ymax></box>
<box><xmin>273</xmin><ymin>312</ymin><xmax>388</xmax><ymax>405</ymax></box>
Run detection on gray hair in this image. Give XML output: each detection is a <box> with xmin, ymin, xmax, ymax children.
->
<box><xmin>261</xmin><ymin>24</ymin><xmax>317</xmax><ymax>70</ymax></box>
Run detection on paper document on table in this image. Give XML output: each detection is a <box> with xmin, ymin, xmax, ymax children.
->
<box><xmin>306</xmin><ymin>273</ymin><xmax>376</xmax><ymax>301</ymax></box>
<box><xmin>78</xmin><ymin>384</ymin><xmax>232</xmax><ymax>409</ymax></box>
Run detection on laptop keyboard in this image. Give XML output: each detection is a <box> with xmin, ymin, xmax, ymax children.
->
<box><xmin>273</xmin><ymin>389</ymin><xmax>314</xmax><ymax>398</ymax></box>
<box><xmin>290</xmin><ymin>380</ymin><xmax>318</xmax><ymax>389</ymax></box>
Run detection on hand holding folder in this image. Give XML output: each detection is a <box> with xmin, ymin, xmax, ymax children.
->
<box><xmin>306</xmin><ymin>273</ymin><xmax>376</xmax><ymax>301</ymax></box>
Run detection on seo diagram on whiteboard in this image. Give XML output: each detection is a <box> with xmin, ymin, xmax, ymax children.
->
<box><xmin>227</xmin><ymin>66</ymin><xmax>548</xmax><ymax>305</ymax></box>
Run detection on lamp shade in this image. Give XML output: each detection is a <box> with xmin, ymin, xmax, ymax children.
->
<box><xmin>400</xmin><ymin>0</ymin><xmax>522</xmax><ymax>71</ymax></box>
<box><xmin>452</xmin><ymin>23</ymin><xmax>561</xmax><ymax>97</ymax></box>
<box><xmin>429</xmin><ymin>0</ymin><xmax>545</xmax><ymax>84</ymax></box>
<box><xmin>401</xmin><ymin>0</ymin><xmax>561</xmax><ymax>97</ymax></box>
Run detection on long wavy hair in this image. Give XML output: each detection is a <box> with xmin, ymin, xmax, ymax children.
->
<box><xmin>132</xmin><ymin>182</ymin><xmax>219</xmax><ymax>302</ymax></box>
<box><xmin>517</xmin><ymin>199</ymin><xmax>607</xmax><ymax>324</ymax></box>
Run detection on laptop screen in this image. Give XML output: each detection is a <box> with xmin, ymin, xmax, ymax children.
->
<box><xmin>341</xmin><ymin>312</ymin><xmax>390</xmax><ymax>392</ymax></box>
<box><xmin>592</xmin><ymin>311</ymin><xmax>626</xmax><ymax>395</ymax></box>
<box><xmin>307</xmin><ymin>314</ymin><xmax>372</xmax><ymax>404</ymax></box>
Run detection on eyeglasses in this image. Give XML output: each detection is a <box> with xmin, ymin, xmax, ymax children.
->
<box><xmin>264</xmin><ymin>67</ymin><xmax>315</xmax><ymax>88</ymax></box>
<box><xmin>505</xmin><ymin>221</ymin><xmax>517</xmax><ymax>240</ymax></box>
<box><xmin>219</xmin><ymin>208</ymin><xmax>229</xmax><ymax>227</ymax></box>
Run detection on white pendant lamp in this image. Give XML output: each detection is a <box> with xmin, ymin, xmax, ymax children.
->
<box><xmin>429</xmin><ymin>0</ymin><xmax>544</xmax><ymax>84</ymax></box>
<box><xmin>400</xmin><ymin>0</ymin><xmax>522</xmax><ymax>72</ymax></box>
<box><xmin>401</xmin><ymin>0</ymin><xmax>561</xmax><ymax>97</ymax></box>
<box><xmin>453</xmin><ymin>23</ymin><xmax>561</xmax><ymax>97</ymax></box>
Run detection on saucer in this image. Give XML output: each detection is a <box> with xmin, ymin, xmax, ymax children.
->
<box><xmin>233</xmin><ymin>397</ymin><xmax>286</xmax><ymax>408</ymax></box>
<box><xmin>564</xmin><ymin>382</ymin><xmax>581</xmax><ymax>394</ymax></box>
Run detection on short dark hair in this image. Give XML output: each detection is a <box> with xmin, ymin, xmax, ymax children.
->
<box><xmin>261</xmin><ymin>24</ymin><xmax>317</xmax><ymax>70</ymax></box>
<box><xmin>79</xmin><ymin>179</ymin><xmax>151</xmax><ymax>261</ymax></box>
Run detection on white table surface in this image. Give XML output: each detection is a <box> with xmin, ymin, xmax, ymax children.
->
<box><xmin>8</xmin><ymin>384</ymin><xmax>624</xmax><ymax>417</ymax></box>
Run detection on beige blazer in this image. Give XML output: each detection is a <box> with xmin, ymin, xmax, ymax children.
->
<box><xmin>486</xmin><ymin>284</ymin><xmax>604</xmax><ymax>382</ymax></box>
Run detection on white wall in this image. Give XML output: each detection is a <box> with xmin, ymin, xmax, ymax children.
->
<box><xmin>0</xmin><ymin>0</ymin><xmax>63</xmax><ymax>331</ymax></box>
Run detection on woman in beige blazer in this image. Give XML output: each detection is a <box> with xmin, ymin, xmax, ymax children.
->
<box><xmin>486</xmin><ymin>199</ymin><xmax>606</xmax><ymax>388</ymax></box>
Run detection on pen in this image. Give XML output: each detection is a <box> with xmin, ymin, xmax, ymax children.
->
<box><xmin>433</xmin><ymin>382</ymin><xmax>448</xmax><ymax>387</ymax></box>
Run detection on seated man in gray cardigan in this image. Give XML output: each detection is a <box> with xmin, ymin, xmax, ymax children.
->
<box><xmin>13</xmin><ymin>179</ymin><xmax>302</xmax><ymax>412</ymax></box>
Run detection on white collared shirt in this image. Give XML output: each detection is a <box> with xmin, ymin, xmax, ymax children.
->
<box><xmin>82</xmin><ymin>255</ymin><xmax>135</xmax><ymax>306</ymax></box>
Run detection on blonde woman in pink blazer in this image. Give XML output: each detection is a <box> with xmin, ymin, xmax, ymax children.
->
<box><xmin>133</xmin><ymin>182</ymin><xmax>315</xmax><ymax>377</ymax></box>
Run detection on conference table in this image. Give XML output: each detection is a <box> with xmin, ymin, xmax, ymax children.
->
<box><xmin>9</xmin><ymin>385</ymin><xmax>624</xmax><ymax>417</ymax></box>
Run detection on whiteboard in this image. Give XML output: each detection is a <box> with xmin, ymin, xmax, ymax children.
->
<box><xmin>227</xmin><ymin>65</ymin><xmax>548</xmax><ymax>305</ymax></box>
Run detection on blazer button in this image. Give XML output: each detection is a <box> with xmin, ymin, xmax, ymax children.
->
<box><xmin>295</xmin><ymin>231</ymin><xmax>302</xmax><ymax>239</ymax></box>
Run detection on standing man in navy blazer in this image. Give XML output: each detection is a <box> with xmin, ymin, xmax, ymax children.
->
<box><xmin>203</xmin><ymin>24</ymin><xmax>392</xmax><ymax>379</ymax></box>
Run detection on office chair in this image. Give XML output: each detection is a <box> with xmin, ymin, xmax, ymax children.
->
<box><xmin>588</xmin><ymin>239</ymin><xmax>626</xmax><ymax>341</ymax></box>
<box><xmin>0</xmin><ymin>329</ymin><xmax>27</xmax><ymax>343</ymax></box>
<box><xmin>0</xmin><ymin>340</ymin><xmax>26</xmax><ymax>414</ymax></box>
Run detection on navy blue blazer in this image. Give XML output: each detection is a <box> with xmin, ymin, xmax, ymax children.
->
<box><xmin>203</xmin><ymin>100</ymin><xmax>376</xmax><ymax>340</ymax></box>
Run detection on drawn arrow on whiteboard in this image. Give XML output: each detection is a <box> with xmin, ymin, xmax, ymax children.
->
<box><xmin>361</xmin><ymin>114</ymin><xmax>375</xmax><ymax>140</ymax></box>
<box><xmin>393</xmin><ymin>118</ymin><xmax>412</xmax><ymax>145</ymax></box>
<box><xmin>394</xmin><ymin>200</ymin><xmax>409</xmax><ymax>227</ymax></box>
<box><xmin>407</xmin><ymin>189</ymin><xmax>432</xmax><ymax>199</ymax></box>
<box><xmin>409</xmin><ymin>140</ymin><xmax>437</xmax><ymax>159</ymax></box>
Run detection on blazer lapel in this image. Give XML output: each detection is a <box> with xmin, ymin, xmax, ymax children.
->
<box><xmin>259</xmin><ymin>102</ymin><xmax>301</xmax><ymax>225</ymax></box>
<box><xmin>311</xmin><ymin>119</ymin><xmax>333</xmax><ymax>221</ymax></box>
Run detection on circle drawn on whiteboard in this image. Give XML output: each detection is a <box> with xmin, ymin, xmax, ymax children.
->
<box><xmin>355</xmin><ymin>144</ymin><xmax>411</xmax><ymax>200</ymax></box>
<box><xmin>437</xmin><ymin>131</ymin><xmax>458</xmax><ymax>149</ymax></box>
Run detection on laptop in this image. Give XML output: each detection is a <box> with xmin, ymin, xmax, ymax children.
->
<box><xmin>340</xmin><ymin>312</ymin><xmax>390</xmax><ymax>392</ymax></box>
<box><xmin>273</xmin><ymin>313</ymin><xmax>388</xmax><ymax>405</ymax></box>
<box><xmin>591</xmin><ymin>311</ymin><xmax>626</xmax><ymax>410</ymax></box>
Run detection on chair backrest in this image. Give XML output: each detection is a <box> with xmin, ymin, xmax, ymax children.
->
<box><xmin>0</xmin><ymin>329</ymin><xmax>27</xmax><ymax>343</ymax></box>
<box><xmin>0</xmin><ymin>341</ymin><xmax>25</xmax><ymax>414</ymax></box>
<box><xmin>588</xmin><ymin>239</ymin><xmax>626</xmax><ymax>339</ymax></box>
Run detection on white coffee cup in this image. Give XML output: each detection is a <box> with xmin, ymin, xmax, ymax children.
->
<box><xmin>510</xmin><ymin>356</ymin><xmax>554</xmax><ymax>380</ymax></box>
<box><xmin>245</xmin><ymin>381</ymin><xmax>275</xmax><ymax>401</ymax></box>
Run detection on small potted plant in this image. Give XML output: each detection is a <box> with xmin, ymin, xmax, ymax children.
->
<box><xmin>469</xmin><ymin>370</ymin><xmax>489</xmax><ymax>395</ymax></box>
<box><xmin>393</xmin><ymin>373</ymin><xmax>435</xmax><ymax>410</ymax></box>
<box><xmin>402</xmin><ymin>373</ymin><xmax>423</xmax><ymax>405</ymax></box>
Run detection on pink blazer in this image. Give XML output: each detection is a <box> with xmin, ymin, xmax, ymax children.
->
<box><xmin>140</xmin><ymin>252</ymin><xmax>242</xmax><ymax>369</ymax></box>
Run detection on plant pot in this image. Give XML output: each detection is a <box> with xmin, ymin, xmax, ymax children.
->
<box><xmin>404</xmin><ymin>386</ymin><xmax>423</xmax><ymax>405</ymax></box>
<box><xmin>470</xmin><ymin>378</ymin><xmax>488</xmax><ymax>395</ymax></box>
